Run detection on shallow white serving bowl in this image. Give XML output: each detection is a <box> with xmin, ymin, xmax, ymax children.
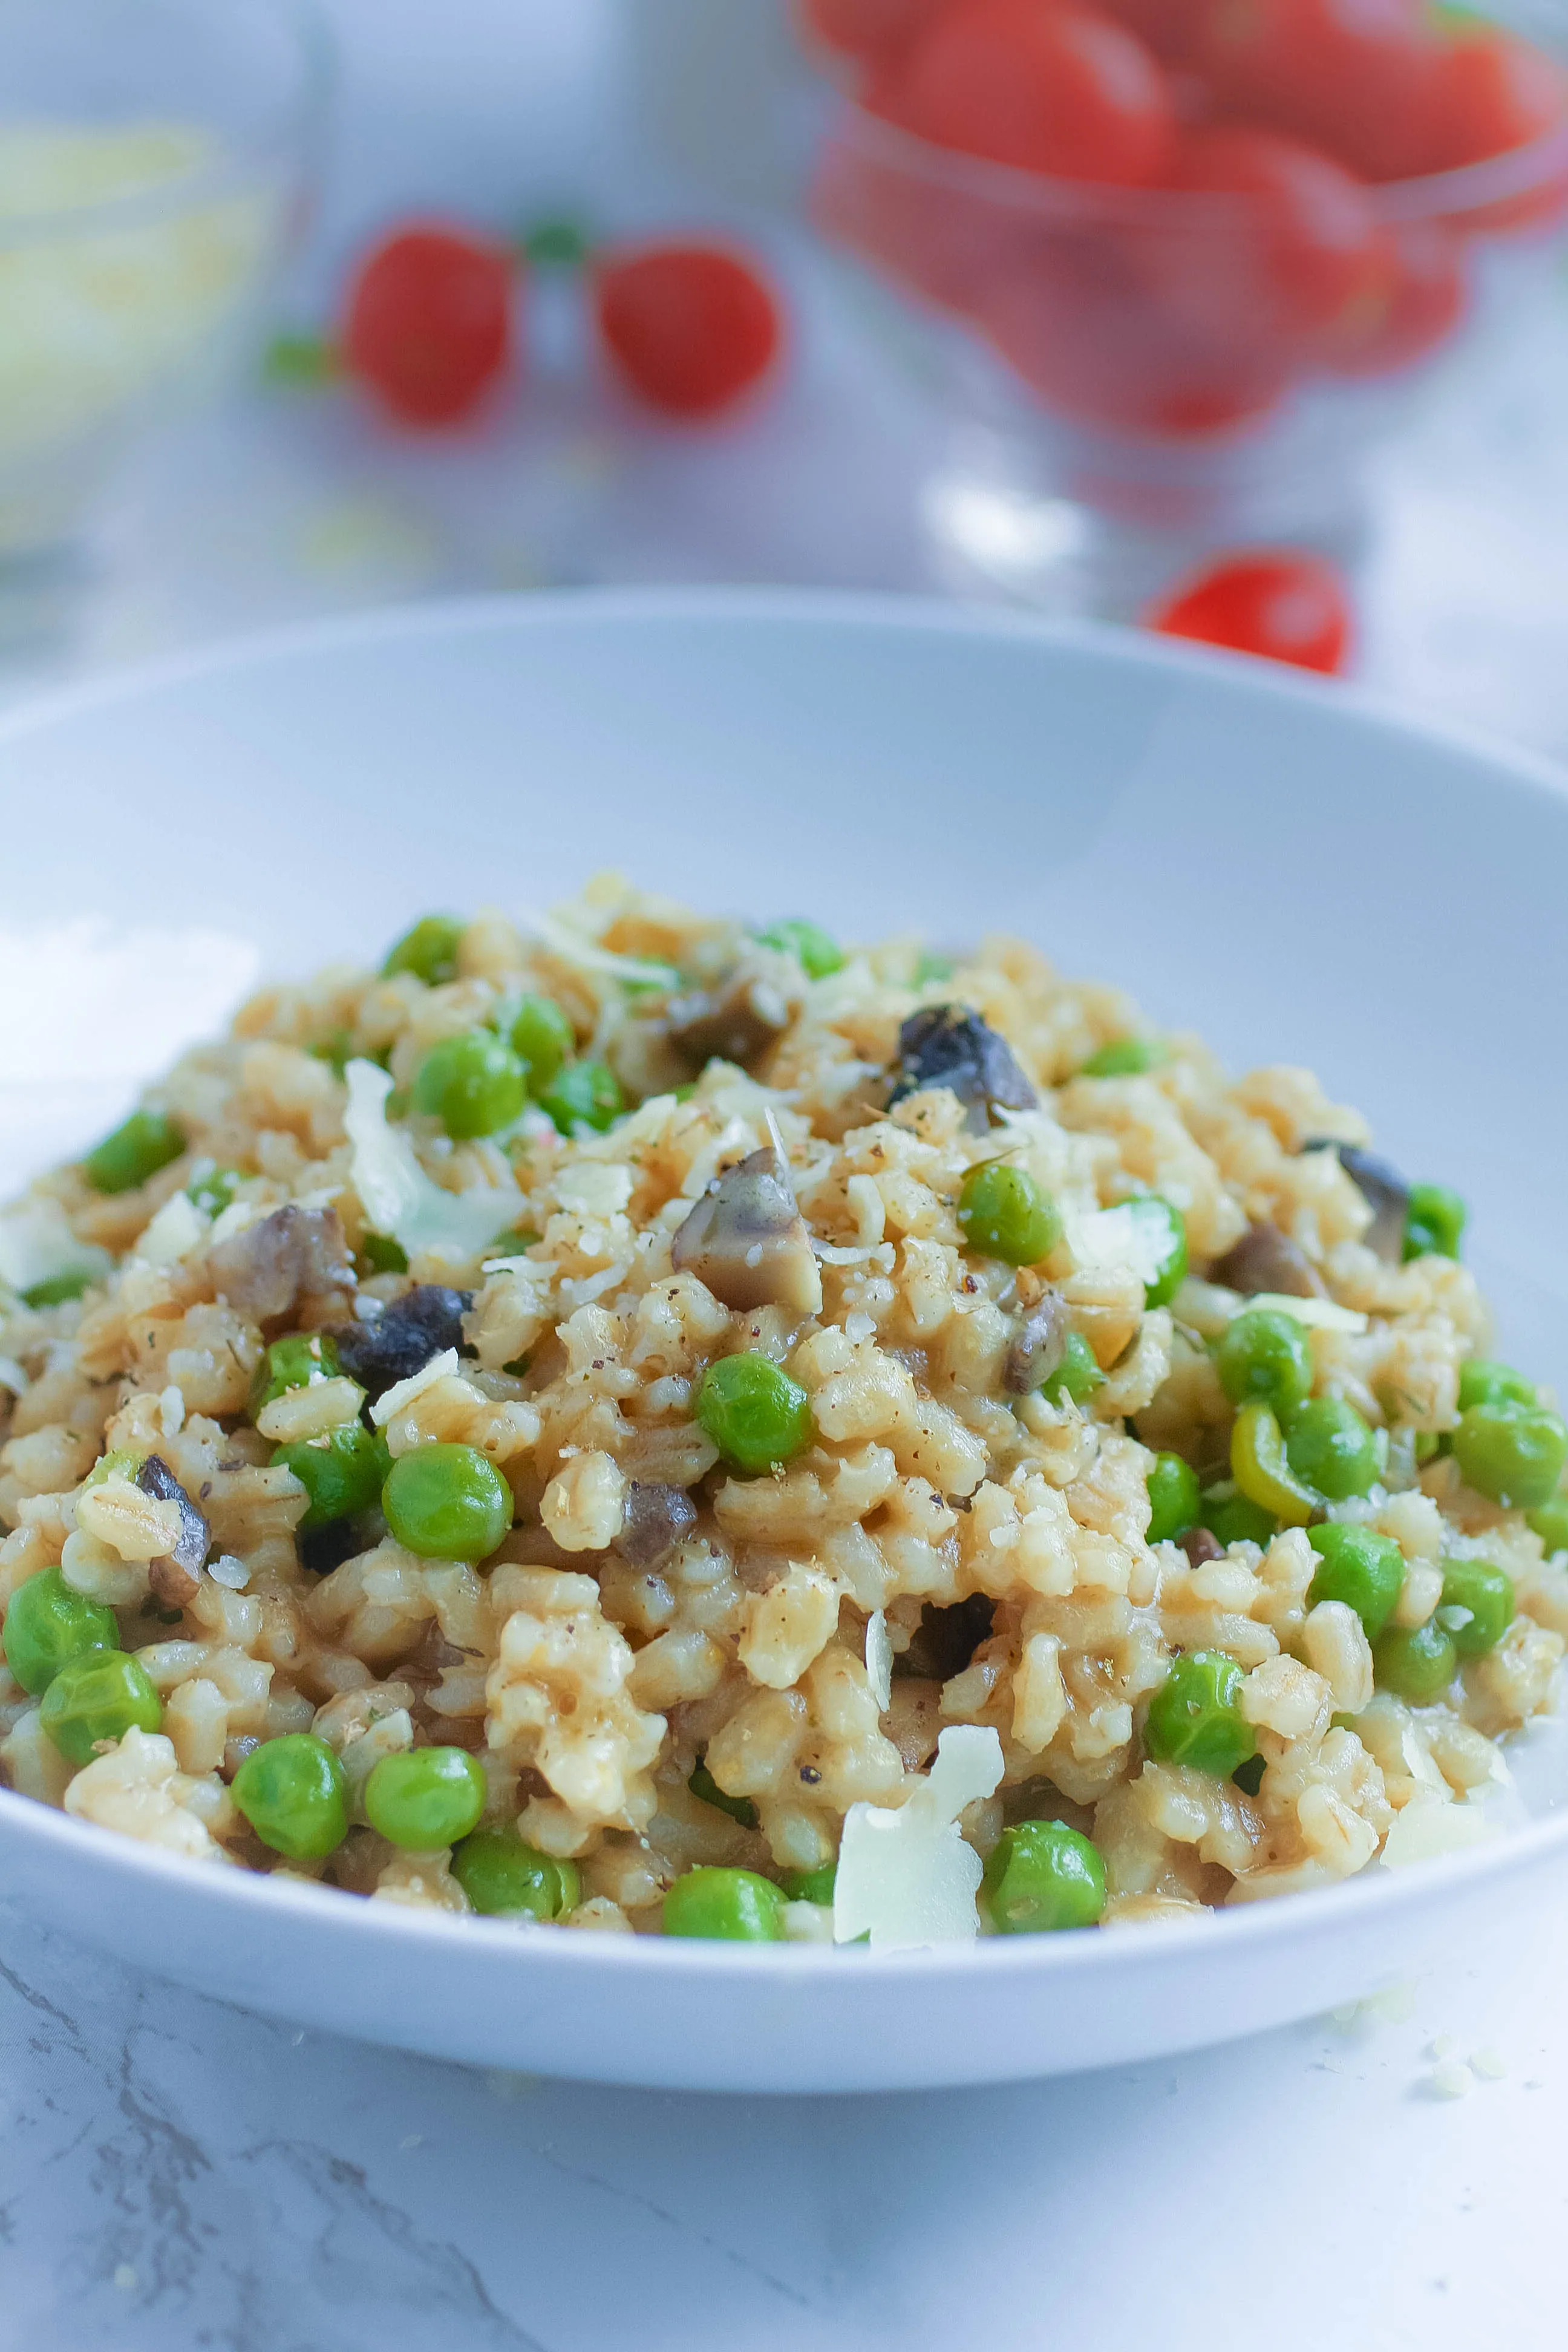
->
<box><xmin>2</xmin><ymin>590</ymin><xmax>1567</xmax><ymax>2094</ymax></box>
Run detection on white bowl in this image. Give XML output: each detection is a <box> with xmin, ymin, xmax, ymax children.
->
<box><xmin>2</xmin><ymin>590</ymin><xmax>1566</xmax><ymax>2094</ymax></box>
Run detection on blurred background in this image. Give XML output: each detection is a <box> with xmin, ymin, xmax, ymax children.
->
<box><xmin>5</xmin><ymin>0</ymin><xmax>1568</xmax><ymax>749</ymax></box>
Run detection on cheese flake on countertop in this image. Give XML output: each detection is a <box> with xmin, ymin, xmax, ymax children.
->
<box><xmin>832</xmin><ymin>1725</ymin><xmax>1004</xmax><ymax>1951</ymax></box>
<box><xmin>345</xmin><ymin>1060</ymin><xmax>521</xmax><ymax>1264</ymax></box>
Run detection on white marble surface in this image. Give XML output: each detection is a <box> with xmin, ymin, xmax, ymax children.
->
<box><xmin>5</xmin><ymin>1880</ymin><xmax>1567</xmax><ymax>2350</ymax></box>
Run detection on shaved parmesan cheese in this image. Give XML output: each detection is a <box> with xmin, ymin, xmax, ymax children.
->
<box><xmin>1068</xmin><ymin>1200</ymin><xmax>1175</xmax><ymax>1288</ymax></box>
<box><xmin>832</xmin><ymin>1725</ymin><xmax>1004</xmax><ymax>1951</ymax></box>
<box><xmin>1380</xmin><ymin>1798</ymin><xmax>1495</xmax><ymax>1870</ymax></box>
<box><xmin>344</xmin><ymin>1060</ymin><xmax>520</xmax><ymax>1264</ymax></box>
<box><xmin>865</xmin><ymin>1609</ymin><xmax>892</xmax><ymax>1713</ymax></box>
<box><xmin>368</xmin><ymin>1348</ymin><xmax>460</xmax><ymax>1428</ymax></box>
<box><xmin>1247</xmin><ymin>1292</ymin><xmax>1368</xmax><ymax>1333</ymax></box>
<box><xmin>0</xmin><ymin>1195</ymin><xmax>111</xmax><ymax>1295</ymax></box>
<box><xmin>134</xmin><ymin>1189</ymin><xmax>206</xmax><ymax>1267</ymax></box>
<box><xmin>523</xmin><ymin>913</ymin><xmax>674</xmax><ymax>988</ymax></box>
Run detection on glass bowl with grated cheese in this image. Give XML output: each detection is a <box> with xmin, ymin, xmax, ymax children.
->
<box><xmin>0</xmin><ymin>0</ymin><xmax>325</xmax><ymax>572</ymax></box>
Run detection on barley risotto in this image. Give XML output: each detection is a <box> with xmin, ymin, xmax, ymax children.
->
<box><xmin>1</xmin><ymin>882</ymin><xmax>1563</xmax><ymax>1947</ymax></box>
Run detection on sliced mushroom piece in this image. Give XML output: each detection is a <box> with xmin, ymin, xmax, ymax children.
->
<box><xmin>1004</xmin><ymin>1288</ymin><xmax>1070</xmax><ymax>1394</ymax></box>
<box><xmin>898</xmin><ymin>1594</ymin><xmax>996</xmax><ymax>1682</ymax></box>
<box><xmin>1178</xmin><ymin>1526</ymin><xmax>1225</xmax><ymax>1568</ymax></box>
<box><xmin>1301</xmin><ymin>1138</ymin><xmax>1410</xmax><ymax>1264</ymax></box>
<box><xmin>137</xmin><ymin>1452</ymin><xmax>211</xmax><ymax>1607</ymax></box>
<box><xmin>670</xmin><ymin>1145</ymin><xmax>823</xmax><ymax>1315</ymax></box>
<box><xmin>208</xmin><ymin>1204</ymin><xmax>355</xmax><ymax>1324</ymax></box>
<box><xmin>1207</xmin><ymin>1221</ymin><xmax>1325</xmax><ymax>1301</ymax></box>
<box><xmin>332</xmin><ymin>1284</ymin><xmax>474</xmax><ymax>1398</ymax></box>
<box><xmin>615</xmin><ymin>1481</ymin><xmax>699</xmax><ymax>1572</ymax></box>
<box><xmin>667</xmin><ymin>957</ymin><xmax>792</xmax><ymax>1071</ymax></box>
<box><xmin>887</xmin><ymin>1004</ymin><xmax>1038</xmax><ymax>1131</ymax></box>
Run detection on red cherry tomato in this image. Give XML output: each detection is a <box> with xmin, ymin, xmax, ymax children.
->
<box><xmin>593</xmin><ymin>244</ymin><xmax>783</xmax><ymax>419</ymax></box>
<box><xmin>797</xmin><ymin>0</ymin><xmax>947</xmax><ymax>69</ymax></box>
<box><xmin>1425</xmin><ymin>27</ymin><xmax>1568</xmax><ymax>170</ymax></box>
<box><xmin>812</xmin><ymin>128</ymin><xmax>1021</xmax><ymax>316</ymax></box>
<box><xmin>1322</xmin><ymin>223</ymin><xmax>1468</xmax><ymax>377</ymax></box>
<box><xmin>977</xmin><ymin>237</ymin><xmax>1290</xmax><ymax>437</ymax></box>
<box><xmin>873</xmin><ymin>0</ymin><xmax>1177</xmax><ymax>185</ymax></box>
<box><xmin>1094</xmin><ymin>0</ymin><xmax>1200</xmax><ymax>65</ymax></box>
<box><xmin>343</xmin><ymin>224</ymin><xmax>515</xmax><ymax>427</ymax></box>
<box><xmin>1158</xmin><ymin>125</ymin><xmax>1383</xmax><ymax>351</ymax></box>
<box><xmin>1148</xmin><ymin>550</ymin><xmax>1353</xmax><ymax>672</ymax></box>
<box><xmin>1194</xmin><ymin>0</ymin><xmax>1448</xmax><ymax>182</ymax></box>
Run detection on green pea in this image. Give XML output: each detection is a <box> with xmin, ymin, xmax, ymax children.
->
<box><xmin>1374</xmin><ymin>1619</ymin><xmax>1457</xmax><ymax>1704</ymax></box>
<box><xmin>538</xmin><ymin>1059</ymin><xmax>624</xmax><ymax>1136</ymax></box>
<box><xmin>957</xmin><ymin>1162</ymin><xmax>1062</xmax><ymax>1267</ymax></box>
<box><xmin>307</xmin><ymin>1030</ymin><xmax>355</xmax><ymax>1078</ymax></box>
<box><xmin>186</xmin><ymin>1165</ymin><xmax>241</xmax><ymax>1219</ymax></box>
<box><xmin>2</xmin><ymin>1569</ymin><xmax>118</xmax><ymax>1696</ymax></box>
<box><xmin>689</xmin><ymin>1759</ymin><xmax>758</xmax><ymax>1829</ymax></box>
<box><xmin>777</xmin><ymin>1863</ymin><xmax>837</xmax><ymax>1905</ymax></box>
<box><xmin>1527</xmin><ymin>1497</ymin><xmax>1568</xmax><ymax>1558</ymax></box>
<box><xmin>1437</xmin><ymin>1557</ymin><xmax>1514</xmax><ymax>1659</ymax></box>
<box><xmin>1134</xmin><ymin>1197</ymin><xmax>1188</xmax><ymax>1308</ymax></box>
<box><xmin>1217</xmin><ymin>1307</ymin><xmax>1314</xmax><ymax>1419</ymax></box>
<box><xmin>83</xmin><ymin>1108</ymin><xmax>185</xmax><ymax>1195</ymax></box>
<box><xmin>412</xmin><ymin>1029</ymin><xmax>527</xmax><ymax>1140</ymax></box>
<box><xmin>364</xmin><ymin>1746</ymin><xmax>488</xmax><ymax>1850</ymax></box>
<box><xmin>1457</xmin><ymin>1359</ymin><xmax>1535</xmax><ymax>1411</ymax></box>
<box><xmin>1146</xmin><ymin>1452</ymin><xmax>1200</xmax><ymax>1544</ymax></box>
<box><xmin>451</xmin><ymin>1828</ymin><xmax>580</xmax><ymax>1919</ymax></box>
<box><xmin>1285</xmin><ymin>1397</ymin><xmax>1380</xmax><ymax>1501</ymax></box>
<box><xmin>273</xmin><ymin>1423</ymin><xmax>390</xmax><ymax>1534</ymax></box>
<box><xmin>982</xmin><ymin>1820</ymin><xmax>1106</xmax><ymax>1932</ymax></box>
<box><xmin>694</xmin><ymin>1353</ymin><xmax>814</xmax><ymax>1475</ymax></box>
<box><xmin>1078</xmin><ymin>1037</ymin><xmax>1166</xmax><ymax>1078</ymax></box>
<box><xmin>382</xmin><ymin>915</ymin><xmax>464</xmax><ymax>986</ymax></box>
<box><xmin>1307</xmin><ymin>1523</ymin><xmax>1406</xmax><ymax>1641</ymax></box>
<box><xmin>359</xmin><ymin>1232</ymin><xmax>410</xmax><ymax>1276</ymax></box>
<box><xmin>508</xmin><ymin>994</ymin><xmax>575</xmax><ymax>1092</ymax></box>
<box><xmin>39</xmin><ymin>1650</ymin><xmax>162</xmax><ymax>1766</ymax></box>
<box><xmin>381</xmin><ymin>1442</ymin><xmax>513</xmax><ymax>1561</ymax></box>
<box><xmin>915</xmin><ymin>950</ymin><xmax>954</xmax><ymax>985</ymax></box>
<box><xmin>232</xmin><ymin>1733</ymin><xmax>348</xmax><ymax>1860</ymax></box>
<box><xmin>662</xmin><ymin>1866</ymin><xmax>785</xmax><ymax>1941</ymax></box>
<box><xmin>1231</xmin><ymin>1402</ymin><xmax>1318</xmax><ymax>1526</ymax></box>
<box><xmin>82</xmin><ymin>1446</ymin><xmax>145</xmax><ymax>1491</ymax></box>
<box><xmin>757</xmin><ymin>919</ymin><xmax>846</xmax><ymax>980</ymax></box>
<box><xmin>20</xmin><ymin>1270</ymin><xmax>94</xmax><ymax>1310</ymax></box>
<box><xmin>1145</xmin><ymin>1650</ymin><xmax>1256</xmax><ymax>1779</ymax></box>
<box><xmin>1040</xmin><ymin>1331</ymin><xmax>1105</xmax><ymax>1408</ymax></box>
<box><xmin>1403</xmin><ymin>1182</ymin><xmax>1466</xmax><ymax>1263</ymax></box>
<box><xmin>1453</xmin><ymin>1401</ymin><xmax>1568</xmax><ymax>1510</ymax></box>
<box><xmin>1200</xmin><ymin>1485</ymin><xmax>1277</xmax><ymax>1549</ymax></box>
<box><xmin>252</xmin><ymin>1330</ymin><xmax>342</xmax><ymax>1413</ymax></box>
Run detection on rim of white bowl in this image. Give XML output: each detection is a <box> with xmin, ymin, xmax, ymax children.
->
<box><xmin>1</xmin><ymin>582</ymin><xmax>1565</xmax><ymax>1987</ymax></box>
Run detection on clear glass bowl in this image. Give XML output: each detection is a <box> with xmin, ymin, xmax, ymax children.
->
<box><xmin>809</xmin><ymin>11</ymin><xmax>1568</xmax><ymax>607</ymax></box>
<box><xmin>0</xmin><ymin>0</ymin><xmax>328</xmax><ymax>568</ymax></box>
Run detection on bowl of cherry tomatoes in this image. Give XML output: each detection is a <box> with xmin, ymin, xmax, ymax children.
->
<box><xmin>800</xmin><ymin>0</ymin><xmax>1568</xmax><ymax>577</ymax></box>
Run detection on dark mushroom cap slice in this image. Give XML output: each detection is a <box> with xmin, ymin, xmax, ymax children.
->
<box><xmin>1301</xmin><ymin>1139</ymin><xmax>1409</xmax><ymax>1265</ymax></box>
<box><xmin>1207</xmin><ymin>1222</ymin><xmax>1325</xmax><ymax>1301</ymax></box>
<box><xmin>137</xmin><ymin>1452</ymin><xmax>211</xmax><ymax>1606</ymax></box>
<box><xmin>670</xmin><ymin>1145</ymin><xmax>823</xmax><ymax>1316</ymax></box>
<box><xmin>332</xmin><ymin>1284</ymin><xmax>474</xmax><ymax>1398</ymax></box>
<box><xmin>888</xmin><ymin>1005</ymin><xmax>1038</xmax><ymax>1132</ymax></box>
